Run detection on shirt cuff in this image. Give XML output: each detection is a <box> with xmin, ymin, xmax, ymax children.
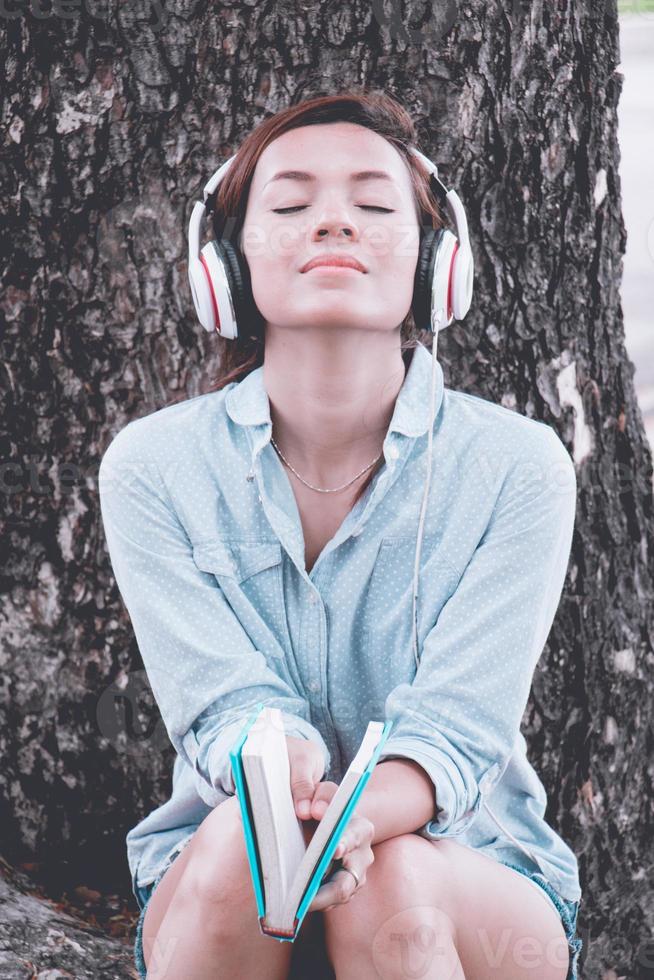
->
<box><xmin>200</xmin><ymin>711</ymin><xmax>331</xmax><ymax>804</ymax></box>
<box><xmin>376</xmin><ymin>736</ymin><xmax>498</xmax><ymax>840</ymax></box>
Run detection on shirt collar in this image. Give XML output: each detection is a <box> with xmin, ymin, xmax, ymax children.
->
<box><xmin>225</xmin><ymin>341</ymin><xmax>443</xmax><ymax>438</ymax></box>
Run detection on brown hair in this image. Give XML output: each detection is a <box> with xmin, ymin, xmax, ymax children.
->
<box><xmin>179</xmin><ymin>88</ymin><xmax>445</xmax><ymax>507</ymax></box>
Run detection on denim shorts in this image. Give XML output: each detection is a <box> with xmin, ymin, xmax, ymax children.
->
<box><xmin>132</xmin><ymin>846</ymin><xmax>583</xmax><ymax>980</ymax></box>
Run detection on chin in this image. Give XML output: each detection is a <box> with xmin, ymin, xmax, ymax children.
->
<box><xmin>300</xmin><ymin>315</ymin><xmax>379</xmax><ymax>332</ymax></box>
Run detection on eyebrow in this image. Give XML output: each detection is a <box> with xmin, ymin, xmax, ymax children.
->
<box><xmin>263</xmin><ymin>169</ymin><xmax>397</xmax><ymax>189</ymax></box>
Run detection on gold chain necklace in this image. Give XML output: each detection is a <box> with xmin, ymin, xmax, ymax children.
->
<box><xmin>269</xmin><ymin>435</ymin><xmax>383</xmax><ymax>494</ymax></box>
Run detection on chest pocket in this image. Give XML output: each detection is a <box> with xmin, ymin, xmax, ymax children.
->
<box><xmin>364</xmin><ymin>532</ymin><xmax>462</xmax><ymax>682</ymax></box>
<box><xmin>191</xmin><ymin>538</ymin><xmax>290</xmax><ymax>661</ymax></box>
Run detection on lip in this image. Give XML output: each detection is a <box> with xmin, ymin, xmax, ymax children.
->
<box><xmin>300</xmin><ymin>254</ymin><xmax>367</xmax><ymax>274</ymax></box>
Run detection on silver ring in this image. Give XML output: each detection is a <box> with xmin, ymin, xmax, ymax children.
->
<box><xmin>340</xmin><ymin>866</ymin><xmax>360</xmax><ymax>889</ymax></box>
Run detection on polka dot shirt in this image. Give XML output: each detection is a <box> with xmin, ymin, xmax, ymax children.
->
<box><xmin>98</xmin><ymin>342</ymin><xmax>581</xmax><ymax>903</ymax></box>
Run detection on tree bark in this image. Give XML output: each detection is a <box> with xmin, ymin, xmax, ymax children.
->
<box><xmin>1</xmin><ymin>1</ymin><xmax>652</xmax><ymax>977</ymax></box>
<box><xmin>0</xmin><ymin>859</ymin><xmax>135</xmax><ymax>978</ymax></box>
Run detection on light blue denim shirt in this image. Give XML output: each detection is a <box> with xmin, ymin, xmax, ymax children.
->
<box><xmin>98</xmin><ymin>342</ymin><xmax>581</xmax><ymax>904</ymax></box>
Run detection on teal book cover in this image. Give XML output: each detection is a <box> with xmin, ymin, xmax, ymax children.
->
<box><xmin>229</xmin><ymin>703</ymin><xmax>392</xmax><ymax>942</ymax></box>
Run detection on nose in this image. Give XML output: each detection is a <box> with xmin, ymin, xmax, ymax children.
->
<box><xmin>310</xmin><ymin>200</ymin><xmax>359</xmax><ymax>241</ymax></box>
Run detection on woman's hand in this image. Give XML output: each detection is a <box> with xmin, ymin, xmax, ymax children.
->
<box><xmin>303</xmin><ymin>780</ymin><xmax>375</xmax><ymax>913</ymax></box>
<box><xmin>286</xmin><ymin>735</ymin><xmax>328</xmax><ymax>819</ymax></box>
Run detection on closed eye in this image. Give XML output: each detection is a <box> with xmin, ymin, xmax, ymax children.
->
<box><xmin>272</xmin><ymin>205</ymin><xmax>395</xmax><ymax>214</ymax></box>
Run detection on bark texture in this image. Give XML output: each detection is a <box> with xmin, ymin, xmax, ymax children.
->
<box><xmin>1</xmin><ymin>1</ymin><xmax>652</xmax><ymax>977</ymax></box>
<box><xmin>0</xmin><ymin>859</ymin><xmax>136</xmax><ymax>978</ymax></box>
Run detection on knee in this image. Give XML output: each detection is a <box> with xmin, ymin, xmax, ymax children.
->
<box><xmin>324</xmin><ymin>834</ymin><xmax>458</xmax><ymax>948</ymax></box>
<box><xmin>370</xmin><ymin>833</ymin><xmax>457</xmax><ymax>900</ymax></box>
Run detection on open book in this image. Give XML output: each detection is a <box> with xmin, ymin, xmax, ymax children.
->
<box><xmin>229</xmin><ymin>703</ymin><xmax>392</xmax><ymax>941</ymax></box>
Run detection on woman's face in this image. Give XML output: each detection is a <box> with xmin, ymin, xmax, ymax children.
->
<box><xmin>239</xmin><ymin>121</ymin><xmax>421</xmax><ymax>337</ymax></box>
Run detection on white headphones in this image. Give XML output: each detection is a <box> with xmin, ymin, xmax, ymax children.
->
<box><xmin>187</xmin><ymin>145</ymin><xmax>474</xmax><ymax>339</ymax></box>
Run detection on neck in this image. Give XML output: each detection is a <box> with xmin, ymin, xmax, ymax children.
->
<box><xmin>263</xmin><ymin>328</ymin><xmax>406</xmax><ymax>488</ymax></box>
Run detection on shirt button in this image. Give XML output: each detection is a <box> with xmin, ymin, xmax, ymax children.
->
<box><xmin>308</xmin><ymin>681</ymin><xmax>320</xmax><ymax>693</ymax></box>
<box><xmin>387</xmin><ymin>446</ymin><xmax>399</xmax><ymax>460</ymax></box>
<box><xmin>308</xmin><ymin>592</ymin><xmax>317</xmax><ymax>604</ymax></box>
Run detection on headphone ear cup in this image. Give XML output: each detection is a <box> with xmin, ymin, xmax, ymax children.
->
<box><xmin>218</xmin><ymin>239</ymin><xmax>247</xmax><ymax>335</ymax></box>
<box><xmin>411</xmin><ymin>229</ymin><xmax>440</xmax><ymax>332</ymax></box>
<box><xmin>215</xmin><ymin>239</ymin><xmax>261</xmax><ymax>338</ymax></box>
<box><xmin>450</xmin><ymin>241</ymin><xmax>474</xmax><ymax>321</ymax></box>
<box><xmin>196</xmin><ymin>239</ymin><xmax>236</xmax><ymax>339</ymax></box>
<box><xmin>411</xmin><ymin>226</ymin><xmax>459</xmax><ymax>333</ymax></box>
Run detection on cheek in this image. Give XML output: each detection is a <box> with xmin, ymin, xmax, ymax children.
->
<box><xmin>244</xmin><ymin>222</ymin><xmax>304</xmax><ymax>269</ymax></box>
<box><xmin>248</xmin><ymin>269</ymin><xmax>290</xmax><ymax>320</ymax></box>
<box><xmin>374</xmin><ymin>252</ymin><xmax>419</xmax><ymax>319</ymax></box>
<box><xmin>242</xmin><ymin>227</ymin><xmax>297</xmax><ymax>304</ymax></box>
<box><xmin>359</xmin><ymin>220</ymin><xmax>420</xmax><ymax>264</ymax></box>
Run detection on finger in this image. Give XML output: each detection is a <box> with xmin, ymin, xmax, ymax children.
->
<box><xmin>333</xmin><ymin>828</ymin><xmax>359</xmax><ymax>858</ymax></box>
<box><xmin>332</xmin><ymin>822</ymin><xmax>363</xmax><ymax>858</ymax></box>
<box><xmin>336</xmin><ymin>816</ymin><xmax>374</xmax><ymax>853</ymax></box>
<box><xmin>308</xmin><ymin>880</ymin><xmax>337</xmax><ymax>912</ymax></box>
<box><xmin>349</xmin><ymin>813</ymin><xmax>374</xmax><ymax>837</ymax></box>
<box><xmin>290</xmin><ymin>763</ymin><xmax>319</xmax><ymax>819</ymax></box>
<box><xmin>308</xmin><ymin>869</ymin><xmax>358</xmax><ymax>912</ymax></box>
<box><xmin>307</xmin><ymin>860</ymin><xmax>346</xmax><ymax>912</ymax></box>
<box><xmin>286</xmin><ymin>737</ymin><xmax>326</xmax><ymax>818</ymax></box>
<box><xmin>310</xmin><ymin>780</ymin><xmax>338</xmax><ymax>820</ymax></box>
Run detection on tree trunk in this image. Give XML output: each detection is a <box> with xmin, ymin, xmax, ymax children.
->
<box><xmin>1</xmin><ymin>1</ymin><xmax>651</xmax><ymax>977</ymax></box>
<box><xmin>0</xmin><ymin>858</ymin><xmax>136</xmax><ymax>978</ymax></box>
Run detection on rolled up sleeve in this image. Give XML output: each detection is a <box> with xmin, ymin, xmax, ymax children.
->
<box><xmin>98</xmin><ymin>422</ymin><xmax>330</xmax><ymax>808</ymax></box>
<box><xmin>377</xmin><ymin>428</ymin><xmax>577</xmax><ymax>839</ymax></box>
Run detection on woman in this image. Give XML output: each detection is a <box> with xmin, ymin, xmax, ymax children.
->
<box><xmin>99</xmin><ymin>91</ymin><xmax>584</xmax><ymax>979</ymax></box>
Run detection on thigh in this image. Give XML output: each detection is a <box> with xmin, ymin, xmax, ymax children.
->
<box><xmin>142</xmin><ymin>795</ymin><xmax>325</xmax><ymax>975</ymax></box>
<box><xmin>322</xmin><ymin>834</ymin><xmax>569</xmax><ymax>980</ymax></box>
<box><xmin>434</xmin><ymin>839</ymin><xmax>570</xmax><ymax>980</ymax></box>
<box><xmin>140</xmin><ymin>830</ymin><xmax>200</xmax><ymax>970</ymax></box>
<box><xmin>141</xmin><ymin>795</ymin><xmax>242</xmax><ymax>970</ymax></box>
